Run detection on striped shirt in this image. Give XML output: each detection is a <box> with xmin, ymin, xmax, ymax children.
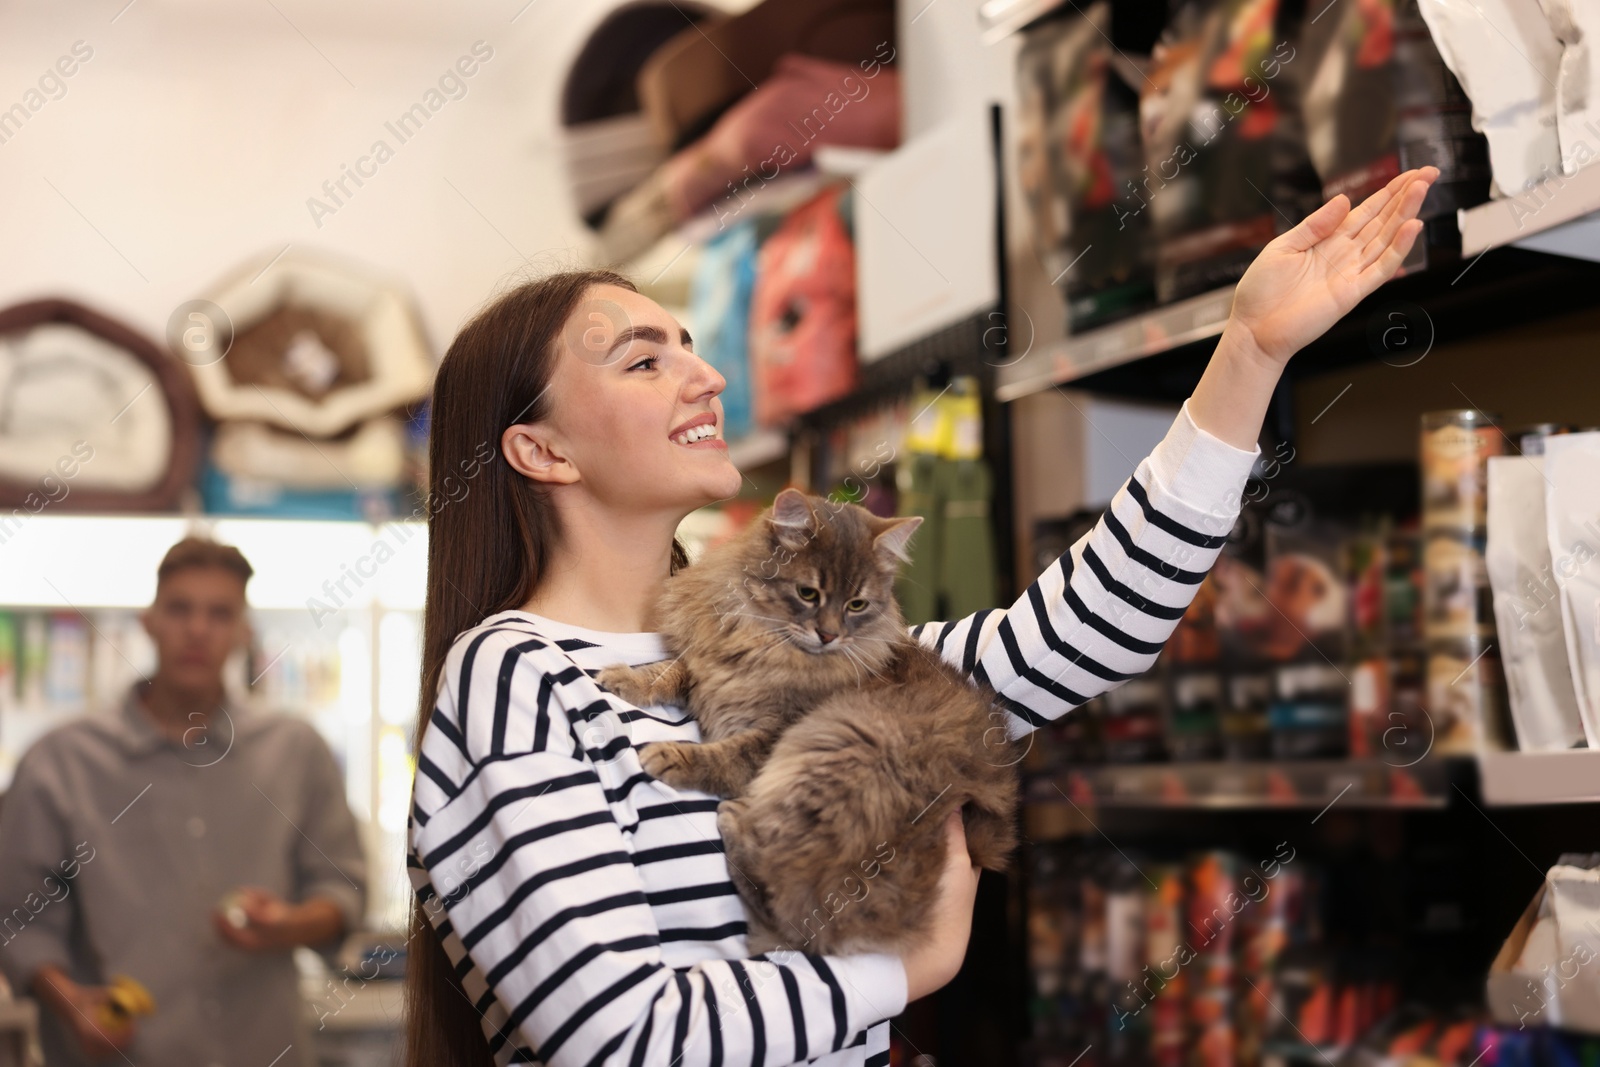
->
<box><xmin>407</xmin><ymin>400</ymin><xmax>1258</xmax><ymax>1066</ymax></box>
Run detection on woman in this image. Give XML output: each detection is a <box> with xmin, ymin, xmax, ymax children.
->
<box><xmin>403</xmin><ymin>167</ymin><xmax>1439</xmax><ymax>1066</ymax></box>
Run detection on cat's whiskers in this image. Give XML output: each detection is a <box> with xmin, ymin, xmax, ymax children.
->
<box><xmin>744</xmin><ymin>631</ymin><xmax>799</xmax><ymax>660</ymax></box>
<box><xmin>723</xmin><ymin>609</ymin><xmax>803</xmax><ymax>629</ymax></box>
<box><xmin>837</xmin><ymin>643</ymin><xmax>866</xmax><ymax>687</ymax></box>
<box><xmin>843</xmin><ymin>643</ymin><xmax>889</xmax><ymax>683</ymax></box>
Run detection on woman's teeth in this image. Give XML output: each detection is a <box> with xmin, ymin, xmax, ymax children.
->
<box><xmin>672</xmin><ymin>425</ymin><xmax>719</xmax><ymax>445</ymax></box>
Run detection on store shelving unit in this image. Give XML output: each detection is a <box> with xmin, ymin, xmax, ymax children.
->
<box><xmin>1030</xmin><ymin>756</ymin><xmax>1458</xmax><ymax>812</ymax></box>
<box><xmin>0</xmin><ymin>998</ymin><xmax>38</xmax><ymax>1067</ymax></box>
<box><xmin>996</xmin><ymin>285</ymin><xmax>1237</xmax><ymax>400</ymax></box>
<box><xmin>724</xmin><ymin>427</ymin><xmax>789</xmax><ymax>472</ymax></box>
<box><xmin>1476</xmin><ymin>749</ymin><xmax>1600</xmax><ymax>806</ymax></box>
<box><xmin>1458</xmin><ymin>162</ymin><xmax>1600</xmax><ymax>259</ymax></box>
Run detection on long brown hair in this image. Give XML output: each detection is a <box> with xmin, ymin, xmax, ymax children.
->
<box><xmin>403</xmin><ymin>270</ymin><xmax>691</xmax><ymax>1066</ymax></box>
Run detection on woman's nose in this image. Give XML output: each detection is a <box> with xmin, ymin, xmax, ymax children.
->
<box><xmin>682</xmin><ymin>353</ymin><xmax>726</xmax><ymax>400</ymax></box>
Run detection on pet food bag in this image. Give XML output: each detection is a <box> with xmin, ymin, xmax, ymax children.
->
<box><xmin>1016</xmin><ymin>2</ymin><xmax>1156</xmax><ymax>330</ymax></box>
<box><xmin>748</xmin><ymin>185</ymin><xmax>859</xmax><ymax>426</ymax></box>
<box><xmin>1490</xmin><ymin>858</ymin><xmax>1600</xmax><ymax>1034</ymax></box>
<box><xmin>1539</xmin><ymin>0</ymin><xmax>1600</xmax><ymax>177</ymax></box>
<box><xmin>1542</xmin><ymin>432</ymin><xmax>1600</xmax><ymax>748</ymax></box>
<box><xmin>1300</xmin><ymin>0</ymin><xmax>1490</xmax><ymax>257</ymax></box>
<box><xmin>688</xmin><ymin>221</ymin><xmax>759</xmax><ymax>441</ymax></box>
<box><xmin>1141</xmin><ymin>0</ymin><xmax>1321</xmax><ymax>303</ymax></box>
<box><xmin>1416</xmin><ymin>0</ymin><xmax>1564</xmax><ymax>194</ymax></box>
<box><xmin>1547</xmin><ymin>861</ymin><xmax>1600</xmax><ymax>1031</ymax></box>
<box><xmin>1486</xmin><ymin>454</ymin><xmax>1588</xmax><ymax>750</ymax></box>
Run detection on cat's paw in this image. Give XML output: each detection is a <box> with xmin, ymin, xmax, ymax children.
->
<box><xmin>639</xmin><ymin>741</ymin><xmax>695</xmax><ymax>786</ymax></box>
<box><xmin>596</xmin><ymin>664</ymin><xmax>651</xmax><ymax>706</ymax></box>
<box><xmin>715</xmin><ymin>798</ymin><xmax>747</xmax><ymax>841</ymax></box>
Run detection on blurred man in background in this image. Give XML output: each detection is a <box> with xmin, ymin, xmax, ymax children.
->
<box><xmin>0</xmin><ymin>536</ymin><xmax>366</xmax><ymax>1066</ymax></box>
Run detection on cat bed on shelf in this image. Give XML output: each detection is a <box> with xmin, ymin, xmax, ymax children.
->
<box><xmin>189</xmin><ymin>250</ymin><xmax>434</xmax><ymax>439</ymax></box>
<box><xmin>0</xmin><ymin>298</ymin><xmax>200</xmax><ymax>512</ymax></box>
<box><xmin>211</xmin><ymin>418</ymin><xmax>406</xmax><ymax>490</ymax></box>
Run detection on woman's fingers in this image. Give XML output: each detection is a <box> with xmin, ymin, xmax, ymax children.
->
<box><xmin>1343</xmin><ymin>167</ymin><xmax>1422</xmax><ymax>238</ymax></box>
<box><xmin>1280</xmin><ymin>192</ymin><xmax>1350</xmax><ymax>252</ymax></box>
<box><xmin>1353</xmin><ymin>167</ymin><xmax>1439</xmax><ymax>249</ymax></box>
<box><xmin>945</xmin><ymin>808</ymin><xmax>979</xmax><ymax>872</ymax></box>
<box><xmin>1359</xmin><ymin>217</ymin><xmax>1425</xmax><ymax>292</ymax></box>
<box><xmin>1360</xmin><ymin>177</ymin><xmax>1432</xmax><ymax>269</ymax></box>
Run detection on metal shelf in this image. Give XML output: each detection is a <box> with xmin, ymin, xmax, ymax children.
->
<box><xmin>995</xmin><ymin>285</ymin><xmax>1236</xmax><ymax>401</ymax></box>
<box><xmin>1029</xmin><ymin>757</ymin><xmax>1454</xmax><ymax>812</ymax></box>
<box><xmin>1458</xmin><ymin>164</ymin><xmax>1600</xmax><ymax>258</ymax></box>
<box><xmin>1476</xmin><ymin>749</ymin><xmax>1600</xmax><ymax>806</ymax></box>
<box><xmin>725</xmin><ymin>429</ymin><xmax>789</xmax><ymax>472</ymax></box>
<box><xmin>977</xmin><ymin>0</ymin><xmax>1071</xmax><ymax>44</ymax></box>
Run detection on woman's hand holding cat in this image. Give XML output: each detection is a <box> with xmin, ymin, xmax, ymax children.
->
<box><xmin>900</xmin><ymin>809</ymin><xmax>981</xmax><ymax>1003</ymax></box>
<box><xmin>1187</xmin><ymin>166</ymin><xmax>1439</xmax><ymax>452</ymax></box>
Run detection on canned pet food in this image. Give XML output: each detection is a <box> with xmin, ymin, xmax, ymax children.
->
<box><xmin>1422</xmin><ymin>528</ymin><xmax>1493</xmax><ymax>639</ymax></box>
<box><xmin>1421</xmin><ymin>409</ymin><xmax>1504</xmax><ymax>531</ymax></box>
<box><xmin>1426</xmin><ymin>635</ymin><xmax>1511</xmax><ymax>754</ymax></box>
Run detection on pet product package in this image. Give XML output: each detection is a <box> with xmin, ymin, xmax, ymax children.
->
<box><xmin>1488</xmin><ymin>857</ymin><xmax>1600</xmax><ymax>1034</ymax></box>
<box><xmin>1422</xmin><ymin>408</ymin><xmax>1504</xmax><ymax>531</ymax></box>
<box><xmin>1539</xmin><ymin>0</ymin><xmax>1600</xmax><ymax>177</ymax></box>
<box><xmin>1427</xmin><ymin>634</ymin><xmax>1510</xmax><ymax>753</ymax></box>
<box><xmin>1300</xmin><ymin>0</ymin><xmax>1490</xmax><ymax>258</ymax></box>
<box><xmin>1139</xmin><ymin>0</ymin><xmax>1321</xmax><ymax>303</ymax></box>
<box><xmin>687</xmin><ymin>221</ymin><xmax>759</xmax><ymax>440</ymax></box>
<box><xmin>1486</xmin><ymin>455</ymin><xmax>1588</xmax><ymax>750</ymax></box>
<box><xmin>1015</xmin><ymin>3</ymin><xmax>1157</xmax><ymax>331</ymax></box>
<box><xmin>1542</xmin><ymin>432</ymin><xmax>1600</xmax><ymax>748</ymax></box>
<box><xmin>1416</xmin><ymin>0</ymin><xmax>1564</xmax><ymax>194</ymax></box>
<box><xmin>748</xmin><ymin>184</ymin><xmax>859</xmax><ymax>426</ymax></box>
<box><xmin>1547</xmin><ymin>861</ymin><xmax>1600</xmax><ymax>1028</ymax></box>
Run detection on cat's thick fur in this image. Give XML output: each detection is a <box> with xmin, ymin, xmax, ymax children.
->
<box><xmin>596</xmin><ymin>489</ymin><xmax>1020</xmax><ymax>957</ymax></box>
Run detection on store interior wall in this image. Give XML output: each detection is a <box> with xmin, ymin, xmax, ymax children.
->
<box><xmin>1292</xmin><ymin>305</ymin><xmax>1600</xmax><ymax>464</ymax></box>
<box><xmin>0</xmin><ymin>0</ymin><xmax>755</xmax><ymax>348</ymax></box>
<box><xmin>897</xmin><ymin>0</ymin><xmax>1015</xmax><ymax>139</ymax></box>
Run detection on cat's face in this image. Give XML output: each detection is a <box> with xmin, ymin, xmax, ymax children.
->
<box><xmin>726</xmin><ymin>489</ymin><xmax>921</xmax><ymax>662</ymax></box>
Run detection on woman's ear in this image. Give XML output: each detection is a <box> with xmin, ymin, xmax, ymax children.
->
<box><xmin>501</xmin><ymin>423</ymin><xmax>580</xmax><ymax>486</ymax></box>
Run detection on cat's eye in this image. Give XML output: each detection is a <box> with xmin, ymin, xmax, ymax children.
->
<box><xmin>846</xmin><ymin>598</ymin><xmax>869</xmax><ymax>612</ymax></box>
<box><xmin>796</xmin><ymin>585</ymin><xmax>820</xmax><ymax>602</ymax></box>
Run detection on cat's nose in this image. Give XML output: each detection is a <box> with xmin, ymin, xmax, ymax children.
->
<box><xmin>816</xmin><ymin>629</ymin><xmax>836</xmax><ymax>644</ymax></box>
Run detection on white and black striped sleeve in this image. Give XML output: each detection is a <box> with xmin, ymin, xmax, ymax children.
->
<box><xmin>412</xmin><ymin>630</ymin><xmax>907</xmax><ymax>1067</ymax></box>
<box><xmin>909</xmin><ymin>400</ymin><xmax>1260</xmax><ymax>740</ymax></box>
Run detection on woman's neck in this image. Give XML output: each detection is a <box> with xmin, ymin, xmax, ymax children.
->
<box><xmin>520</xmin><ymin>502</ymin><xmax>681</xmax><ymax>633</ymax></box>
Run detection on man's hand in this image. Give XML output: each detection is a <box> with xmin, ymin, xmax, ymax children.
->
<box><xmin>33</xmin><ymin>966</ymin><xmax>137</xmax><ymax>1062</ymax></box>
<box><xmin>213</xmin><ymin>888</ymin><xmax>345</xmax><ymax>952</ymax></box>
<box><xmin>1228</xmin><ymin>166</ymin><xmax>1440</xmax><ymax>367</ymax></box>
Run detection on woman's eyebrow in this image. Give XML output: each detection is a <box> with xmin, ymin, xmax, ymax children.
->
<box><xmin>604</xmin><ymin>324</ymin><xmax>694</xmax><ymax>359</ymax></box>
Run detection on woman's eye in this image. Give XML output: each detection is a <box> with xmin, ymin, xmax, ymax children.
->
<box><xmin>846</xmin><ymin>598</ymin><xmax>868</xmax><ymax>612</ymax></box>
<box><xmin>628</xmin><ymin>356</ymin><xmax>659</xmax><ymax>371</ymax></box>
<box><xmin>796</xmin><ymin>585</ymin><xmax>819</xmax><ymax>602</ymax></box>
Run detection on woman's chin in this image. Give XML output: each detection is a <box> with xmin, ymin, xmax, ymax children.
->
<box><xmin>705</xmin><ymin>465</ymin><xmax>745</xmax><ymax>502</ymax></box>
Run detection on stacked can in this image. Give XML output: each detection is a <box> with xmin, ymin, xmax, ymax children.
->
<box><xmin>1419</xmin><ymin>410</ymin><xmax>1510</xmax><ymax>753</ymax></box>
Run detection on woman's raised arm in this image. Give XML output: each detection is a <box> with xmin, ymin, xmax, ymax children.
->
<box><xmin>908</xmin><ymin>169</ymin><xmax>1439</xmax><ymax>740</ymax></box>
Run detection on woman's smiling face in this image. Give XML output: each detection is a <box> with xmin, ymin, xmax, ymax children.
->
<box><xmin>534</xmin><ymin>283</ymin><xmax>743</xmax><ymax>512</ymax></box>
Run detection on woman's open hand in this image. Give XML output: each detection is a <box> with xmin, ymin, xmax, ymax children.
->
<box><xmin>1228</xmin><ymin>166</ymin><xmax>1440</xmax><ymax>367</ymax></box>
<box><xmin>900</xmin><ymin>808</ymin><xmax>981</xmax><ymax>1003</ymax></box>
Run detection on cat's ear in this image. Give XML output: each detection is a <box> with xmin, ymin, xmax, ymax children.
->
<box><xmin>872</xmin><ymin>515</ymin><xmax>922</xmax><ymax>565</ymax></box>
<box><xmin>768</xmin><ymin>488</ymin><xmax>816</xmax><ymax>551</ymax></box>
